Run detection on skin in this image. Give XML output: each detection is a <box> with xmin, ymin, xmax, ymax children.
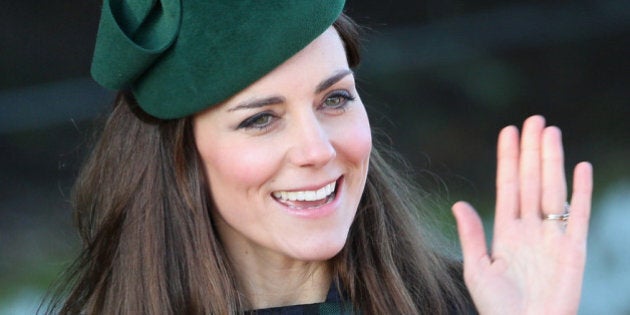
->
<box><xmin>194</xmin><ymin>24</ymin><xmax>593</xmax><ymax>313</ymax></box>
<box><xmin>193</xmin><ymin>28</ymin><xmax>371</xmax><ymax>308</ymax></box>
<box><xmin>453</xmin><ymin>116</ymin><xmax>593</xmax><ymax>314</ymax></box>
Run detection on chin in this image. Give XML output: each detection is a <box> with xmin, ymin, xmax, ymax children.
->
<box><xmin>288</xmin><ymin>235</ymin><xmax>349</xmax><ymax>262</ymax></box>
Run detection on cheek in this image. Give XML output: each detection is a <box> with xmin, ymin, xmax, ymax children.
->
<box><xmin>335</xmin><ymin>110</ymin><xmax>372</xmax><ymax>164</ymax></box>
<box><xmin>198</xmin><ymin>142</ymin><xmax>280</xmax><ymax>229</ymax></box>
<box><xmin>200</xmin><ymin>141</ymin><xmax>280</xmax><ymax>191</ymax></box>
<box><xmin>348</xmin><ymin>126</ymin><xmax>372</xmax><ymax>163</ymax></box>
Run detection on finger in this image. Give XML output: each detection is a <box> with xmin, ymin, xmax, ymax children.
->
<box><xmin>495</xmin><ymin>125</ymin><xmax>520</xmax><ymax>224</ymax></box>
<box><xmin>541</xmin><ymin>126</ymin><xmax>567</xmax><ymax>216</ymax></box>
<box><xmin>566</xmin><ymin>162</ymin><xmax>593</xmax><ymax>242</ymax></box>
<box><xmin>519</xmin><ymin>115</ymin><xmax>546</xmax><ymax>219</ymax></box>
<box><xmin>452</xmin><ymin>201</ymin><xmax>490</xmax><ymax>275</ymax></box>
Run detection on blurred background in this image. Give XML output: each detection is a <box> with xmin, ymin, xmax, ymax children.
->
<box><xmin>1</xmin><ymin>0</ymin><xmax>628</xmax><ymax>314</ymax></box>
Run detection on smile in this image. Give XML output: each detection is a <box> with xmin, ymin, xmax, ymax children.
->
<box><xmin>272</xmin><ymin>181</ymin><xmax>336</xmax><ymax>201</ymax></box>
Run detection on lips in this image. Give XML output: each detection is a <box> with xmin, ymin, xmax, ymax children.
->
<box><xmin>272</xmin><ymin>179</ymin><xmax>338</xmax><ymax>209</ymax></box>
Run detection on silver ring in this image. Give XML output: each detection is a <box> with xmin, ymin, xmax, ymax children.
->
<box><xmin>544</xmin><ymin>212</ymin><xmax>570</xmax><ymax>221</ymax></box>
<box><xmin>543</xmin><ymin>202</ymin><xmax>571</xmax><ymax>221</ymax></box>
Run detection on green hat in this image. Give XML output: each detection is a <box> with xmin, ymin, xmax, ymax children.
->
<box><xmin>91</xmin><ymin>0</ymin><xmax>346</xmax><ymax>119</ymax></box>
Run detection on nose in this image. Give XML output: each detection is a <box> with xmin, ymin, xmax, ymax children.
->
<box><xmin>287</xmin><ymin>113</ymin><xmax>336</xmax><ymax>168</ymax></box>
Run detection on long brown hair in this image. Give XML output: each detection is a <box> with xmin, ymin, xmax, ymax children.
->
<box><xmin>45</xmin><ymin>13</ymin><xmax>473</xmax><ymax>314</ymax></box>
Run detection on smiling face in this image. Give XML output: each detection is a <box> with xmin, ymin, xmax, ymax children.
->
<box><xmin>193</xmin><ymin>27</ymin><xmax>371</xmax><ymax>263</ymax></box>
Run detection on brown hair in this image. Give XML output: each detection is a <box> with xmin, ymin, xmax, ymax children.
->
<box><xmin>45</xmin><ymin>13</ymin><xmax>473</xmax><ymax>314</ymax></box>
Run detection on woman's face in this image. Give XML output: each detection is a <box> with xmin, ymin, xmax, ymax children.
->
<box><xmin>193</xmin><ymin>27</ymin><xmax>371</xmax><ymax>262</ymax></box>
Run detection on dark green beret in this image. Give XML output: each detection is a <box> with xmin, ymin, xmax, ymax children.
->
<box><xmin>91</xmin><ymin>0</ymin><xmax>346</xmax><ymax>119</ymax></box>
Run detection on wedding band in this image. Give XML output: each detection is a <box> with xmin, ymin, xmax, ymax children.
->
<box><xmin>543</xmin><ymin>202</ymin><xmax>571</xmax><ymax>221</ymax></box>
<box><xmin>544</xmin><ymin>212</ymin><xmax>570</xmax><ymax>221</ymax></box>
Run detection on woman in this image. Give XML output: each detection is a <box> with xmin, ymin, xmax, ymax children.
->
<box><xmin>47</xmin><ymin>1</ymin><xmax>593</xmax><ymax>314</ymax></box>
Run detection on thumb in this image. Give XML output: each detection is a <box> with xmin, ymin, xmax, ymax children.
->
<box><xmin>452</xmin><ymin>201</ymin><xmax>489</xmax><ymax>274</ymax></box>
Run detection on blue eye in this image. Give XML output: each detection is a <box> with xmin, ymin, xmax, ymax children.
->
<box><xmin>237</xmin><ymin>111</ymin><xmax>277</xmax><ymax>130</ymax></box>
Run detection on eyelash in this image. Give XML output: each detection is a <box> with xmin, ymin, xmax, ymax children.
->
<box><xmin>237</xmin><ymin>110</ymin><xmax>277</xmax><ymax>130</ymax></box>
<box><xmin>237</xmin><ymin>90</ymin><xmax>356</xmax><ymax>131</ymax></box>
<box><xmin>322</xmin><ymin>90</ymin><xmax>355</xmax><ymax>111</ymax></box>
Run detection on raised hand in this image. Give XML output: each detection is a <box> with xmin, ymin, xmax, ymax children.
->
<box><xmin>452</xmin><ymin>115</ymin><xmax>593</xmax><ymax>315</ymax></box>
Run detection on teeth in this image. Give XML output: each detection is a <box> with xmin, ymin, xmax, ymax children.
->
<box><xmin>273</xmin><ymin>181</ymin><xmax>336</xmax><ymax>202</ymax></box>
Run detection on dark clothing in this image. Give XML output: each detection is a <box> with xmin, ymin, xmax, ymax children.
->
<box><xmin>246</xmin><ymin>284</ymin><xmax>354</xmax><ymax>315</ymax></box>
<box><xmin>247</xmin><ymin>281</ymin><xmax>477</xmax><ymax>315</ymax></box>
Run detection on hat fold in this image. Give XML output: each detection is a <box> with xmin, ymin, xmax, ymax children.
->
<box><xmin>91</xmin><ymin>0</ymin><xmax>181</xmax><ymax>89</ymax></box>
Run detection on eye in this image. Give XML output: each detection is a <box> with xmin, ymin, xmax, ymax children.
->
<box><xmin>237</xmin><ymin>111</ymin><xmax>277</xmax><ymax>130</ymax></box>
<box><xmin>322</xmin><ymin>90</ymin><xmax>355</xmax><ymax>110</ymax></box>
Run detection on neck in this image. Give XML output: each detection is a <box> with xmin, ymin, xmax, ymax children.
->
<box><xmin>230</xmin><ymin>249</ymin><xmax>332</xmax><ymax>309</ymax></box>
<box><xmin>220</xmin><ymin>242</ymin><xmax>332</xmax><ymax>309</ymax></box>
<box><xmin>212</xmin><ymin>213</ymin><xmax>335</xmax><ymax>309</ymax></box>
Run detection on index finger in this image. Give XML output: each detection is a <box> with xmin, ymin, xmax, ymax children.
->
<box><xmin>495</xmin><ymin>125</ymin><xmax>520</xmax><ymax>224</ymax></box>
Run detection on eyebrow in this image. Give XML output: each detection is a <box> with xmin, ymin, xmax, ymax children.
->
<box><xmin>315</xmin><ymin>69</ymin><xmax>353</xmax><ymax>94</ymax></box>
<box><xmin>227</xmin><ymin>96</ymin><xmax>285</xmax><ymax>112</ymax></box>
<box><xmin>228</xmin><ymin>69</ymin><xmax>354</xmax><ymax>112</ymax></box>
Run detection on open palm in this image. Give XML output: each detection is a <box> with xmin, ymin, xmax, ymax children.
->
<box><xmin>453</xmin><ymin>115</ymin><xmax>593</xmax><ymax>315</ymax></box>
